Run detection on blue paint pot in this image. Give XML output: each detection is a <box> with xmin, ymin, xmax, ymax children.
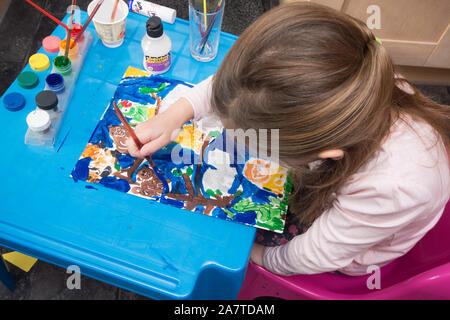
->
<box><xmin>3</xmin><ymin>92</ymin><xmax>25</xmax><ymax>111</ymax></box>
<box><xmin>45</xmin><ymin>73</ymin><xmax>65</xmax><ymax>94</ymax></box>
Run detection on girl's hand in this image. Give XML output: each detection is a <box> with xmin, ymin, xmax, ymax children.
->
<box><xmin>126</xmin><ymin>98</ymin><xmax>194</xmax><ymax>158</ymax></box>
<box><xmin>250</xmin><ymin>242</ymin><xmax>265</xmax><ymax>266</ymax></box>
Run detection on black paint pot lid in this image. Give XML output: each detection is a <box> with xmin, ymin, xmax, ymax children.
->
<box><xmin>35</xmin><ymin>90</ymin><xmax>58</xmax><ymax>110</ymax></box>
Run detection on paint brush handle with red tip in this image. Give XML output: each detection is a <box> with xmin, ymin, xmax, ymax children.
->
<box><xmin>24</xmin><ymin>0</ymin><xmax>69</xmax><ymax>32</ymax></box>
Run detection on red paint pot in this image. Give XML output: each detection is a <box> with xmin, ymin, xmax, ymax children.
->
<box><xmin>71</xmin><ymin>23</ymin><xmax>85</xmax><ymax>43</ymax></box>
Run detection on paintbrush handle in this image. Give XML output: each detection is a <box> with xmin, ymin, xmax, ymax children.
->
<box><xmin>111</xmin><ymin>0</ymin><xmax>120</xmax><ymax>22</ymax></box>
<box><xmin>64</xmin><ymin>27</ymin><xmax>73</xmax><ymax>60</ymax></box>
<box><xmin>64</xmin><ymin>1</ymin><xmax>77</xmax><ymax>60</ymax></box>
<box><xmin>72</xmin><ymin>0</ymin><xmax>104</xmax><ymax>47</ymax></box>
<box><xmin>24</xmin><ymin>0</ymin><xmax>69</xmax><ymax>32</ymax></box>
<box><xmin>199</xmin><ymin>14</ymin><xmax>217</xmax><ymax>52</ymax></box>
<box><xmin>199</xmin><ymin>2</ymin><xmax>222</xmax><ymax>53</ymax></box>
<box><xmin>113</xmin><ymin>101</ymin><xmax>143</xmax><ymax>148</ymax></box>
<box><xmin>113</xmin><ymin>101</ymin><xmax>156</xmax><ymax>164</ymax></box>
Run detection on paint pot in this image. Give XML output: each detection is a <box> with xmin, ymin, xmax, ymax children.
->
<box><xmin>45</xmin><ymin>73</ymin><xmax>65</xmax><ymax>94</ymax></box>
<box><xmin>36</xmin><ymin>90</ymin><xmax>59</xmax><ymax>121</ymax></box>
<box><xmin>71</xmin><ymin>23</ymin><xmax>85</xmax><ymax>43</ymax></box>
<box><xmin>36</xmin><ymin>90</ymin><xmax>58</xmax><ymax>111</ymax></box>
<box><xmin>53</xmin><ymin>56</ymin><xmax>72</xmax><ymax>76</ymax></box>
<box><xmin>26</xmin><ymin>109</ymin><xmax>51</xmax><ymax>133</ymax></box>
<box><xmin>43</xmin><ymin>35</ymin><xmax>61</xmax><ymax>53</ymax></box>
<box><xmin>29</xmin><ymin>53</ymin><xmax>50</xmax><ymax>71</ymax></box>
<box><xmin>59</xmin><ymin>39</ymin><xmax>79</xmax><ymax>60</ymax></box>
<box><xmin>3</xmin><ymin>92</ymin><xmax>25</xmax><ymax>112</ymax></box>
<box><xmin>17</xmin><ymin>71</ymin><xmax>39</xmax><ymax>89</ymax></box>
<box><xmin>88</xmin><ymin>0</ymin><xmax>129</xmax><ymax>48</ymax></box>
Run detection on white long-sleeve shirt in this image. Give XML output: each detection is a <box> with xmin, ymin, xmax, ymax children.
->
<box><xmin>182</xmin><ymin>76</ymin><xmax>450</xmax><ymax>276</ymax></box>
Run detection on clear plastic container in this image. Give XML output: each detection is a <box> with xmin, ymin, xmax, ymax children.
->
<box><xmin>25</xmin><ymin>109</ymin><xmax>56</xmax><ymax>147</ymax></box>
<box><xmin>25</xmin><ymin>31</ymin><xmax>93</xmax><ymax>147</ymax></box>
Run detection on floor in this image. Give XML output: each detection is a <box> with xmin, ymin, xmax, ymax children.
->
<box><xmin>0</xmin><ymin>0</ymin><xmax>449</xmax><ymax>300</ymax></box>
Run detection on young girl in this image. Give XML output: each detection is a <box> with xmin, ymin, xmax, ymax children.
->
<box><xmin>127</xmin><ymin>2</ymin><xmax>450</xmax><ymax>276</ymax></box>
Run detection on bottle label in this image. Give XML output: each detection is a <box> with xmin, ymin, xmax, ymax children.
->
<box><xmin>144</xmin><ymin>52</ymin><xmax>171</xmax><ymax>72</ymax></box>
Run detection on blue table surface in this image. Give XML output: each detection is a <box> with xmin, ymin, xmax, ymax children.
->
<box><xmin>0</xmin><ymin>11</ymin><xmax>256</xmax><ymax>299</ymax></box>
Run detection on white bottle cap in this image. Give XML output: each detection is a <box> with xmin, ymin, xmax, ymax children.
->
<box><xmin>26</xmin><ymin>109</ymin><xmax>51</xmax><ymax>132</ymax></box>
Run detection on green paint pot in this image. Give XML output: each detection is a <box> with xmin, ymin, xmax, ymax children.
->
<box><xmin>52</xmin><ymin>56</ymin><xmax>72</xmax><ymax>76</ymax></box>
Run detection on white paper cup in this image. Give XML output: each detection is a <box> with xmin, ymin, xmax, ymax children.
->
<box><xmin>88</xmin><ymin>0</ymin><xmax>129</xmax><ymax>48</ymax></box>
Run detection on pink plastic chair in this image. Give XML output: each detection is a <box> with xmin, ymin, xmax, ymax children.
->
<box><xmin>238</xmin><ymin>201</ymin><xmax>450</xmax><ymax>300</ymax></box>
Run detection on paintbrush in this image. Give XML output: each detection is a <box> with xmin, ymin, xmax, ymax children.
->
<box><xmin>24</xmin><ymin>0</ymin><xmax>69</xmax><ymax>32</ymax></box>
<box><xmin>71</xmin><ymin>0</ymin><xmax>104</xmax><ymax>48</ymax></box>
<box><xmin>202</xmin><ymin>0</ymin><xmax>208</xmax><ymax>53</ymax></box>
<box><xmin>64</xmin><ymin>0</ymin><xmax>77</xmax><ymax>62</ymax></box>
<box><xmin>112</xmin><ymin>101</ymin><xmax>156</xmax><ymax>166</ymax></box>
<box><xmin>199</xmin><ymin>0</ymin><xmax>222</xmax><ymax>54</ymax></box>
<box><xmin>110</xmin><ymin>0</ymin><xmax>120</xmax><ymax>22</ymax></box>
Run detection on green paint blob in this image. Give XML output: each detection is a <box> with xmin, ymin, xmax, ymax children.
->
<box><xmin>54</xmin><ymin>56</ymin><xmax>70</xmax><ymax>67</ymax></box>
<box><xmin>208</xmin><ymin>130</ymin><xmax>221</xmax><ymax>138</ymax></box>
<box><xmin>234</xmin><ymin>190</ymin><xmax>243</xmax><ymax>197</ymax></box>
<box><xmin>139</xmin><ymin>83</ymin><xmax>167</xmax><ymax>94</ymax></box>
<box><xmin>172</xmin><ymin>169</ymin><xmax>182</xmax><ymax>176</ymax></box>
<box><xmin>52</xmin><ymin>56</ymin><xmax>72</xmax><ymax>76</ymax></box>
<box><xmin>224</xmin><ymin>208</ymin><xmax>235</xmax><ymax>219</ymax></box>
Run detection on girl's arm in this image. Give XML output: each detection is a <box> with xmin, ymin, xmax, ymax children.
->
<box><xmin>182</xmin><ymin>75</ymin><xmax>214</xmax><ymax>120</ymax></box>
<box><xmin>260</xmin><ymin>172</ymin><xmax>434</xmax><ymax>276</ymax></box>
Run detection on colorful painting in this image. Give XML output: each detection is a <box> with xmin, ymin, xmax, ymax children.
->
<box><xmin>71</xmin><ymin>67</ymin><xmax>292</xmax><ymax>233</ymax></box>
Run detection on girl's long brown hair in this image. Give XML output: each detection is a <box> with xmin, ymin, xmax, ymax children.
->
<box><xmin>211</xmin><ymin>2</ymin><xmax>450</xmax><ymax>226</ymax></box>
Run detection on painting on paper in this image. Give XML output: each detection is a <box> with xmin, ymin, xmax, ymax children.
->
<box><xmin>71</xmin><ymin>67</ymin><xmax>292</xmax><ymax>233</ymax></box>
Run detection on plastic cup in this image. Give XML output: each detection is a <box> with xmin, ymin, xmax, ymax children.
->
<box><xmin>88</xmin><ymin>0</ymin><xmax>129</xmax><ymax>48</ymax></box>
<box><xmin>189</xmin><ymin>0</ymin><xmax>225</xmax><ymax>62</ymax></box>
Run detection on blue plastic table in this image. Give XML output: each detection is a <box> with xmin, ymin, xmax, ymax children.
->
<box><xmin>0</xmin><ymin>10</ymin><xmax>256</xmax><ymax>299</ymax></box>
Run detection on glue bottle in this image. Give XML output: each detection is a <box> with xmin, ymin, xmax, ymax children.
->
<box><xmin>141</xmin><ymin>16</ymin><xmax>172</xmax><ymax>74</ymax></box>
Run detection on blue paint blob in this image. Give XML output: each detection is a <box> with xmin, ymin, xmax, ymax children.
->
<box><xmin>194</xmin><ymin>205</ymin><xmax>205</xmax><ymax>214</ymax></box>
<box><xmin>88</xmin><ymin>105</ymin><xmax>121</xmax><ymax>148</ymax></box>
<box><xmin>160</xmin><ymin>196</ymin><xmax>184</xmax><ymax>209</ymax></box>
<box><xmin>99</xmin><ymin>176</ymin><xmax>130</xmax><ymax>193</ymax></box>
<box><xmin>234</xmin><ymin>210</ymin><xmax>257</xmax><ymax>225</ymax></box>
<box><xmin>212</xmin><ymin>207</ymin><xmax>229</xmax><ymax>220</ymax></box>
<box><xmin>116</xmin><ymin>76</ymin><xmax>193</xmax><ymax>106</ymax></box>
<box><xmin>71</xmin><ymin>157</ymin><xmax>92</xmax><ymax>182</ymax></box>
<box><xmin>118</xmin><ymin>154</ymin><xmax>134</xmax><ymax>168</ymax></box>
<box><xmin>85</xmin><ymin>185</ymin><xmax>98</xmax><ymax>190</ymax></box>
